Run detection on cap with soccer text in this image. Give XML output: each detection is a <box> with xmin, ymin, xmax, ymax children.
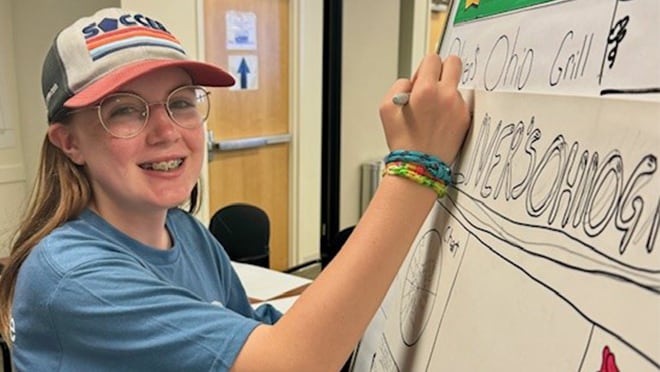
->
<box><xmin>42</xmin><ymin>7</ymin><xmax>235</xmax><ymax>122</ymax></box>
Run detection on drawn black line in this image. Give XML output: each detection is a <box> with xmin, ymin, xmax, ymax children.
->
<box><xmin>424</xmin><ymin>220</ymin><xmax>471</xmax><ymax>372</ymax></box>
<box><xmin>454</xmin><ymin>186</ymin><xmax>660</xmax><ymax>280</ymax></box>
<box><xmin>576</xmin><ymin>324</ymin><xmax>596</xmax><ymax>372</ymax></box>
<box><xmin>399</xmin><ymin>229</ymin><xmax>442</xmax><ymax>347</ymax></box>
<box><xmin>439</xmin><ymin>194</ymin><xmax>659</xmax><ymax>368</ymax></box>
<box><xmin>600</xmin><ymin>87</ymin><xmax>660</xmax><ymax>95</ymax></box>
<box><xmin>369</xmin><ymin>334</ymin><xmax>400</xmax><ymax>372</ymax></box>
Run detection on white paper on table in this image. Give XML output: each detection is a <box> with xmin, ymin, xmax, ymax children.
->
<box><xmin>252</xmin><ymin>295</ymin><xmax>300</xmax><ymax>314</ymax></box>
<box><xmin>231</xmin><ymin>262</ymin><xmax>311</xmax><ymax>302</ymax></box>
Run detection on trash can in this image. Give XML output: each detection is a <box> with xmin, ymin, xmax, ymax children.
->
<box><xmin>360</xmin><ymin>160</ymin><xmax>384</xmax><ymax>216</ymax></box>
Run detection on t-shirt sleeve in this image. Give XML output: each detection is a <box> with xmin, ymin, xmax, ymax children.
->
<box><xmin>252</xmin><ymin>303</ymin><xmax>283</xmax><ymax>324</ymax></box>
<box><xmin>216</xmin><ymin>259</ymin><xmax>283</xmax><ymax>325</ymax></box>
<box><xmin>48</xmin><ymin>256</ymin><xmax>261</xmax><ymax>371</ymax></box>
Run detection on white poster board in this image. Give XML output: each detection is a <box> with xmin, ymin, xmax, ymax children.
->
<box><xmin>352</xmin><ymin>1</ymin><xmax>659</xmax><ymax>370</ymax></box>
<box><xmin>438</xmin><ymin>0</ymin><xmax>659</xmax><ymax>99</ymax></box>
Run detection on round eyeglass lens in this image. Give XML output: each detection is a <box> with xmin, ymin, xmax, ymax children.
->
<box><xmin>99</xmin><ymin>94</ymin><xmax>149</xmax><ymax>138</ymax></box>
<box><xmin>167</xmin><ymin>86</ymin><xmax>210</xmax><ymax>128</ymax></box>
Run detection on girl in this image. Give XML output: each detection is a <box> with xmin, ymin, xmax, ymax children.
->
<box><xmin>0</xmin><ymin>7</ymin><xmax>470</xmax><ymax>371</ymax></box>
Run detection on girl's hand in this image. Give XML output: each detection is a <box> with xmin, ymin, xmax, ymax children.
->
<box><xmin>379</xmin><ymin>54</ymin><xmax>471</xmax><ymax>165</ymax></box>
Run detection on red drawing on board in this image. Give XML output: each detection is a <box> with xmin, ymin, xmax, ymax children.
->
<box><xmin>600</xmin><ymin>346</ymin><xmax>620</xmax><ymax>372</ymax></box>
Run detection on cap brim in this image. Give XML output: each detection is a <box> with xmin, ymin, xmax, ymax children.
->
<box><xmin>64</xmin><ymin>59</ymin><xmax>235</xmax><ymax>108</ymax></box>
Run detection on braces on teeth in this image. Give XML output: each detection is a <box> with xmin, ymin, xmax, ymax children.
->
<box><xmin>149</xmin><ymin>159</ymin><xmax>182</xmax><ymax>171</ymax></box>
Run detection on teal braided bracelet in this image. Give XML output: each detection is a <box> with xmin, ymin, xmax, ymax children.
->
<box><xmin>384</xmin><ymin>150</ymin><xmax>452</xmax><ymax>186</ymax></box>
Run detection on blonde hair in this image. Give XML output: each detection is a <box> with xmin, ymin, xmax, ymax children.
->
<box><xmin>0</xmin><ymin>135</ymin><xmax>200</xmax><ymax>345</ymax></box>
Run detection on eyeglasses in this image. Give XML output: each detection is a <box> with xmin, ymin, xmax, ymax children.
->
<box><xmin>69</xmin><ymin>85</ymin><xmax>211</xmax><ymax>139</ymax></box>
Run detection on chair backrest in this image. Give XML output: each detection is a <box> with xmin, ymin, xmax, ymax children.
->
<box><xmin>209</xmin><ymin>203</ymin><xmax>270</xmax><ymax>268</ymax></box>
<box><xmin>0</xmin><ymin>258</ymin><xmax>12</xmax><ymax>371</ymax></box>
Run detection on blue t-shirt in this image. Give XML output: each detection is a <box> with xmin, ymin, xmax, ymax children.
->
<box><xmin>11</xmin><ymin>208</ymin><xmax>281</xmax><ymax>371</ymax></box>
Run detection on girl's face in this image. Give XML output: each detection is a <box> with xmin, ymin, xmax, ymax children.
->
<box><xmin>50</xmin><ymin>67</ymin><xmax>206</xmax><ymax>219</ymax></box>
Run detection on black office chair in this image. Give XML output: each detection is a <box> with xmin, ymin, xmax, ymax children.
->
<box><xmin>0</xmin><ymin>259</ymin><xmax>11</xmax><ymax>371</ymax></box>
<box><xmin>0</xmin><ymin>337</ymin><xmax>10</xmax><ymax>372</ymax></box>
<box><xmin>209</xmin><ymin>203</ymin><xmax>270</xmax><ymax>268</ymax></box>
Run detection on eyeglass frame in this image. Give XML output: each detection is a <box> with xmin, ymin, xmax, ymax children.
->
<box><xmin>63</xmin><ymin>84</ymin><xmax>211</xmax><ymax>139</ymax></box>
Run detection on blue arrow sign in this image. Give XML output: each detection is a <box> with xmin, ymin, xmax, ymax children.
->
<box><xmin>237</xmin><ymin>58</ymin><xmax>251</xmax><ymax>89</ymax></box>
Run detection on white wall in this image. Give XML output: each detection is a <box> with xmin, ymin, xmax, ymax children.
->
<box><xmin>1</xmin><ymin>0</ymin><xmax>119</xmax><ymax>255</ymax></box>
<box><xmin>339</xmin><ymin>1</ymin><xmax>398</xmax><ymax>230</ymax></box>
<box><xmin>290</xmin><ymin>0</ymin><xmax>323</xmax><ymax>264</ymax></box>
<box><xmin>339</xmin><ymin>0</ymin><xmax>429</xmax><ymax>230</ymax></box>
<box><xmin>0</xmin><ymin>0</ymin><xmax>26</xmax><ymax>256</ymax></box>
<box><xmin>12</xmin><ymin>0</ymin><xmax>120</xmax><ymax>189</ymax></box>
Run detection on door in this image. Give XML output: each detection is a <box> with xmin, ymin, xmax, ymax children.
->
<box><xmin>204</xmin><ymin>0</ymin><xmax>290</xmax><ymax>270</ymax></box>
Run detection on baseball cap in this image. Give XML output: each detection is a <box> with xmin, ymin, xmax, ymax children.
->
<box><xmin>42</xmin><ymin>7</ymin><xmax>235</xmax><ymax>122</ymax></box>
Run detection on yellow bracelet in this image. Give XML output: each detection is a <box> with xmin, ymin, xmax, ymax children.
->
<box><xmin>382</xmin><ymin>163</ymin><xmax>448</xmax><ymax>198</ymax></box>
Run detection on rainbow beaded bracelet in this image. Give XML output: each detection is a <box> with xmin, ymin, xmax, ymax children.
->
<box><xmin>382</xmin><ymin>162</ymin><xmax>448</xmax><ymax>198</ymax></box>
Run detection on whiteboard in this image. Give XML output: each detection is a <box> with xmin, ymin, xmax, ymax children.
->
<box><xmin>352</xmin><ymin>1</ymin><xmax>659</xmax><ymax>371</ymax></box>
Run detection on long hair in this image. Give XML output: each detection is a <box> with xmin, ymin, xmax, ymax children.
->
<box><xmin>0</xmin><ymin>136</ymin><xmax>201</xmax><ymax>345</ymax></box>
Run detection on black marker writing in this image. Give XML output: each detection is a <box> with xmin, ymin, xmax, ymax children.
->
<box><xmin>607</xmin><ymin>15</ymin><xmax>629</xmax><ymax>69</ymax></box>
<box><xmin>549</xmin><ymin>30</ymin><xmax>593</xmax><ymax>87</ymax></box>
<box><xmin>456</xmin><ymin>113</ymin><xmax>658</xmax><ymax>256</ymax></box>
<box><xmin>484</xmin><ymin>28</ymin><xmax>534</xmax><ymax>91</ymax></box>
<box><xmin>448</xmin><ymin>37</ymin><xmax>479</xmax><ymax>85</ymax></box>
<box><xmin>444</xmin><ymin>226</ymin><xmax>461</xmax><ymax>257</ymax></box>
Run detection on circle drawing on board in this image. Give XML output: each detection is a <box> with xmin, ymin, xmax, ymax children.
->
<box><xmin>399</xmin><ymin>228</ymin><xmax>442</xmax><ymax>346</ymax></box>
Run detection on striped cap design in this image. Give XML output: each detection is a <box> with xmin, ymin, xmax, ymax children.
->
<box><xmin>41</xmin><ymin>7</ymin><xmax>235</xmax><ymax>122</ymax></box>
<box><xmin>86</xmin><ymin>26</ymin><xmax>185</xmax><ymax>61</ymax></box>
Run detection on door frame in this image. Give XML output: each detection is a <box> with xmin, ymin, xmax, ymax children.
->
<box><xmin>196</xmin><ymin>0</ymin><xmax>323</xmax><ymax>268</ymax></box>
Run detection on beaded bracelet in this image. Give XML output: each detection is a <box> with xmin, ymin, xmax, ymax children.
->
<box><xmin>384</xmin><ymin>150</ymin><xmax>452</xmax><ymax>186</ymax></box>
<box><xmin>384</xmin><ymin>161</ymin><xmax>440</xmax><ymax>182</ymax></box>
<box><xmin>382</xmin><ymin>162</ymin><xmax>448</xmax><ymax>198</ymax></box>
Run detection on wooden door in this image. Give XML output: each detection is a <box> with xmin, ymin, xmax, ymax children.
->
<box><xmin>204</xmin><ymin>0</ymin><xmax>290</xmax><ymax>270</ymax></box>
<box><xmin>429</xmin><ymin>6</ymin><xmax>449</xmax><ymax>53</ymax></box>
